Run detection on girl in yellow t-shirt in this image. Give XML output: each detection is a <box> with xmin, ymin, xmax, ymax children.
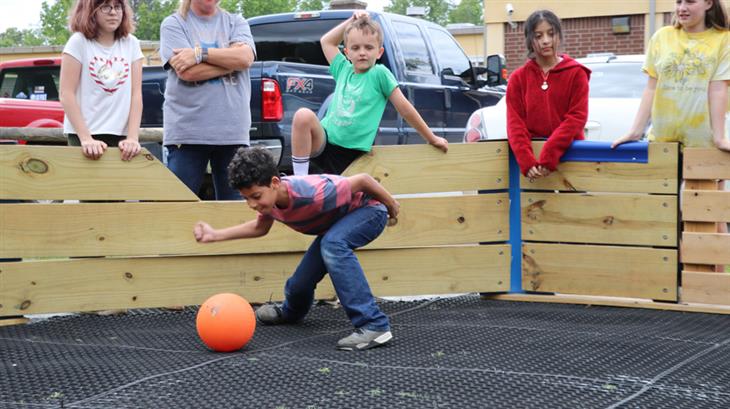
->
<box><xmin>613</xmin><ymin>0</ymin><xmax>729</xmax><ymax>272</ymax></box>
<box><xmin>612</xmin><ymin>0</ymin><xmax>729</xmax><ymax>151</ymax></box>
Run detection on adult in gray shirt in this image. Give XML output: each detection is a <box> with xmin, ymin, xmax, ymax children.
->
<box><xmin>160</xmin><ymin>0</ymin><xmax>256</xmax><ymax>200</ymax></box>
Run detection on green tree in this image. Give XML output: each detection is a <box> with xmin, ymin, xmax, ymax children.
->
<box><xmin>296</xmin><ymin>0</ymin><xmax>326</xmax><ymax>11</ymax></box>
<box><xmin>448</xmin><ymin>0</ymin><xmax>482</xmax><ymax>25</ymax></box>
<box><xmin>385</xmin><ymin>0</ymin><xmax>451</xmax><ymax>26</ymax></box>
<box><xmin>40</xmin><ymin>0</ymin><xmax>73</xmax><ymax>46</ymax></box>
<box><xmin>220</xmin><ymin>0</ymin><xmax>297</xmax><ymax>18</ymax></box>
<box><xmin>0</xmin><ymin>27</ymin><xmax>45</xmax><ymax>47</ymax></box>
<box><xmin>134</xmin><ymin>0</ymin><xmax>179</xmax><ymax>41</ymax></box>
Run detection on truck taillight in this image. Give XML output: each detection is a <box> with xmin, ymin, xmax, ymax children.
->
<box><xmin>261</xmin><ymin>79</ymin><xmax>283</xmax><ymax>121</ymax></box>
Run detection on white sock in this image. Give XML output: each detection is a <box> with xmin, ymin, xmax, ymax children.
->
<box><xmin>292</xmin><ymin>155</ymin><xmax>310</xmax><ymax>176</ymax></box>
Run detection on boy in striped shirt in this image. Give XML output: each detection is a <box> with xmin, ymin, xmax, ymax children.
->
<box><xmin>194</xmin><ymin>147</ymin><xmax>399</xmax><ymax>350</ymax></box>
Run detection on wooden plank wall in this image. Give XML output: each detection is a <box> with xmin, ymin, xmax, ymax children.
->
<box><xmin>0</xmin><ymin>143</ymin><xmax>511</xmax><ymax>316</ymax></box>
<box><xmin>680</xmin><ymin>148</ymin><xmax>730</xmax><ymax>305</ymax></box>
<box><xmin>519</xmin><ymin>142</ymin><xmax>680</xmax><ymax>301</ymax></box>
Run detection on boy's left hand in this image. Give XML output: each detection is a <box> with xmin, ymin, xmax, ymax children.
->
<box><xmin>385</xmin><ymin>199</ymin><xmax>400</xmax><ymax>221</ymax></box>
<box><xmin>194</xmin><ymin>221</ymin><xmax>217</xmax><ymax>243</ymax></box>
<box><xmin>430</xmin><ymin>137</ymin><xmax>448</xmax><ymax>153</ymax></box>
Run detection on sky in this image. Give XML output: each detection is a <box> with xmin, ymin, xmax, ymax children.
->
<box><xmin>0</xmin><ymin>0</ymin><xmax>392</xmax><ymax>33</ymax></box>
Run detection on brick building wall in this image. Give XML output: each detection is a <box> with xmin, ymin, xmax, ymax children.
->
<box><xmin>504</xmin><ymin>14</ymin><xmax>646</xmax><ymax>73</ymax></box>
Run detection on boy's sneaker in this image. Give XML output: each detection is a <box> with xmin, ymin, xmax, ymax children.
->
<box><xmin>255</xmin><ymin>304</ymin><xmax>287</xmax><ymax>325</ymax></box>
<box><xmin>336</xmin><ymin>328</ymin><xmax>393</xmax><ymax>351</ymax></box>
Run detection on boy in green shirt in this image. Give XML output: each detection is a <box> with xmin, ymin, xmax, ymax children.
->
<box><xmin>290</xmin><ymin>10</ymin><xmax>449</xmax><ymax>176</ymax></box>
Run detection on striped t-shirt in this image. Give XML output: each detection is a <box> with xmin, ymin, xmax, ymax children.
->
<box><xmin>257</xmin><ymin>175</ymin><xmax>381</xmax><ymax>235</ymax></box>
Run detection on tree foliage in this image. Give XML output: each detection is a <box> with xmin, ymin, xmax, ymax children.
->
<box><xmin>39</xmin><ymin>0</ymin><xmax>73</xmax><ymax>46</ymax></box>
<box><xmin>385</xmin><ymin>0</ymin><xmax>451</xmax><ymax>26</ymax></box>
<box><xmin>0</xmin><ymin>27</ymin><xmax>45</xmax><ymax>47</ymax></box>
<box><xmin>448</xmin><ymin>0</ymin><xmax>483</xmax><ymax>25</ymax></box>
<box><xmin>134</xmin><ymin>0</ymin><xmax>179</xmax><ymax>41</ymax></box>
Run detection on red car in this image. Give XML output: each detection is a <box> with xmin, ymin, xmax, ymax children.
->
<box><xmin>0</xmin><ymin>58</ymin><xmax>64</xmax><ymax>144</ymax></box>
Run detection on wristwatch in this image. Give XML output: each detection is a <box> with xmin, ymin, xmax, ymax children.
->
<box><xmin>202</xmin><ymin>47</ymin><xmax>209</xmax><ymax>63</ymax></box>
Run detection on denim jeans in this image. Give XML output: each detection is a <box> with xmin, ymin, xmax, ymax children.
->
<box><xmin>281</xmin><ymin>204</ymin><xmax>390</xmax><ymax>331</ymax></box>
<box><xmin>165</xmin><ymin>144</ymin><xmax>245</xmax><ymax>200</ymax></box>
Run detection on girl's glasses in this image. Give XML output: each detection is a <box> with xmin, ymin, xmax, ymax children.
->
<box><xmin>99</xmin><ymin>4</ymin><xmax>123</xmax><ymax>14</ymax></box>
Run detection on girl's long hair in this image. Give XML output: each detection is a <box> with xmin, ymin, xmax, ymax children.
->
<box><xmin>673</xmin><ymin>0</ymin><xmax>729</xmax><ymax>30</ymax></box>
<box><xmin>69</xmin><ymin>0</ymin><xmax>134</xmax><ymax>40</ymax></box>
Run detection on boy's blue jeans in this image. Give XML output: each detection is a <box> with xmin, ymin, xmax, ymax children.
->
<box><xmin>281</xmin><ymin>204</ymin><xmax>390</xmax><ymax>331</ymax></box>
<box><xmin>165</xmin><ymin>144</ymin><xmax>245</xmax><ymax>200</ymax></box>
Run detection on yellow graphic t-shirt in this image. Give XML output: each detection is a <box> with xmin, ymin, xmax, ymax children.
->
<box><xmin>644</xmin><ymin>27</ymin><xmax>730</xmax><ymax>147</ymax></box>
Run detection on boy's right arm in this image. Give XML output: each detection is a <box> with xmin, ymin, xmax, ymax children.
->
<box><xmin>320</xmin><ymin>10</ymin><xmax>369</xmax><ymax>64</ymax></box>
<box><xmin>389</xmin><ymin>88</ymin><xmax>448</xmax><ymax>153</ymax></box>
<box><xmin>194</xmin><ymin>217</ymin><xmax>274</xmax><ymax>243</ymax></box>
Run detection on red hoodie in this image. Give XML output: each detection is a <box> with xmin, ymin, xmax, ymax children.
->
<box><xmin>506</xmin><ymin>55</ymin><xmax>590</xmax><ymax>176</ymax></box>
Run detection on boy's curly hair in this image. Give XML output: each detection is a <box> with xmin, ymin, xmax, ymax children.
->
<box><xmin>344</xmin><ymin>16</ymin><xmax>383</xmax><ymax>47</ymax></box>
<box><xmin>227</xmin><ymin>147</ymin><xmax>279</xmax><ymax>190</ymax></box>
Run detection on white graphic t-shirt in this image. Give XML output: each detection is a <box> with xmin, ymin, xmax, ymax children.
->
<box><xmin>62</xmin><ymin>32</ymin><xmax>144</xmax><ymax>136</ymax></box>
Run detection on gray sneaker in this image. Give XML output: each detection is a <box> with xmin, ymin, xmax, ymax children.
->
<box><xmin>255</xmin><ymin>304</ymin><xmax>286</xmax><ymax>325</ymax></box>
<box><xmin>337</xmin><ymin>328</ymin><xmax>393</xmax><ymax>351</ymax></box>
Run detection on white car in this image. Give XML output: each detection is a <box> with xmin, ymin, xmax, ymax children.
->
<box><xmin>464</xmin><ymin>54</ymin><xmax>648</xmax><ymax>143</ymax></box>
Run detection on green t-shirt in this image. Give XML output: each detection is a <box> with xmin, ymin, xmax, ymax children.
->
<box><xmin>320</xmin><ymin>53</ymin><xmax>399</xmax><ymax>151</ymax></box>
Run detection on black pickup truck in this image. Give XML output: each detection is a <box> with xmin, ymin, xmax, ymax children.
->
<box><xmin>247</xmin><ymin>9</ymin><xmax>506</xmax><ymax>172</ymax></box>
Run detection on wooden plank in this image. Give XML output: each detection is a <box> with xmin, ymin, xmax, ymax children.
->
<box><xmin>522</xmin><ymin>243</ymin><xmax>678</xmax><ymax>301</ymax></box>
<box><xmin>683</xmin><ymin>148</ymin><xmax>730</xmax><ymax>180</ymax></box>
<box><xmin>0</xmin><ymin>317</ymin><xmax>29</xmax><ymax>327</ymax></box>
<box><xmin>0</xmin><ymin>145</ymin><xmax>198</xmax><ymax>201</ymax></box>
<box><xmin>682</xmin><ymin>190</ymin><xmax>730</xmax><ymax>222</ymax></box>
<box><xmin>521</xmin><ymin>192</ymin><xmax>677</xmax><ymax>246</ymax></box>
<box><xmin>484</xmin><ymin>293</ymin><xmax>730</xmax><ymax>315</ymax></box>
<box><xmin>0</xmin><ymin>245</ymin><xmax>510</xmax><ymax>315</ymax></box>
<box><xmin>0</xmin><ymin>194</ymin><xmax>509</xmax><ymax>258</ymax></box>
<box><xmin>343</xmin><ymin>142</ymin><xmax>509</xmax><ymax>194</ymax></box>
<box><xmin>0</xmin><ymin>127</ymin><xmax>163</xmax><ymax>143</ymax></box>
<box><xmin>681</xmin><ymin>272</ymin><xmax>730</xmax><ymax>306</ymax></box>
<box><xmin>682</xmin><ymin>180</ymin><xmax>720</xmax><ymax>272</ymax></box>
<box><xmin>520</xmin><ymin>142</ymin><xmax>678</xmax><ymax>194</ymax></box>
<box><xmin>681</xmin><ymin>233</ymin><xmax>730</xmax><ymax>265</ymax></box>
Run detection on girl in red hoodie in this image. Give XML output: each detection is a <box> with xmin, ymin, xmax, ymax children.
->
<box><xmin>507</xmin><ymin>10</ymin><xmax>591</xmax><ymax>180</ymax></box>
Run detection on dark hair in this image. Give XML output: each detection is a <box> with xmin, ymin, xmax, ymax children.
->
<box><xmin>69</xmin><ymin>0</ymin><xmax>135</xmax><ymax>40</ymax></box>
<box><xmin>673</xmin><ymin>0</ymin><xmax>729</xmax><ymax>30</ymax></box>
<box><xmin>524</xmin><ymin>10</ymin><xmax>563</xmax><ymax>58</ymax></box>
<box><xmin>344</xmin><ymin>15</ymin><xmax>383</xmax><ymax>47</ymax></box>
<box><xmin>227</xmin><ymin>147</ymin><xmax>279</xmax><ymax>190</ymax></box>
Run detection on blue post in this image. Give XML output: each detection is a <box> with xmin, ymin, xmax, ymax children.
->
<box><xmin>508</xmin><ymin>150</ymin><xmax>524</xmax><ymax>293</ymax></box>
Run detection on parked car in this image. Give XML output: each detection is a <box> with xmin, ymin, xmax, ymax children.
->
<box><xmin>464</xmin><ymin>54</ymin><xmax>648</xmax><ymax>143</ymax></box>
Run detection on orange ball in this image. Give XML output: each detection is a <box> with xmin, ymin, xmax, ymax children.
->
<box><xmin>196</xmin><ymin>293</ymin><xmax>256</xmax><ymax>352</ymax></box>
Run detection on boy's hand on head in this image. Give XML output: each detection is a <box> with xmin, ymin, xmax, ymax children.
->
<box><xmin>194</xmin><ymin>221</ymin><xmax>217</xmax><ymax>243</ymax></box>
<box><xmin>351</xmin><ymin>10</ymin><xmax>369</xmax><ymax>21</ymax></box>
<box><xmin>430</xmin><ymin>136</ymin><xmax>449</xmax><ymax>153</ymax></box>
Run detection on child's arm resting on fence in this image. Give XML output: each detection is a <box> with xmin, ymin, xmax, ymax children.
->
<box><xmin>348</xmin><ymin>173</ymin><xmax>400</xmax><ymax>219</ymax></box>
<box><xmin>612</xmin><ymin>76</ymin><xmax>656</xmax><ymax>149</ymax></box>
<box><xmin>388</xmin><ymin>88</ymin><xmax>448</xmax><ymax>153</ymax></box>
<box><xmin>708</xmin><ymin>79</ymin><xmax>730</xmax><ymax>152</ymax></box>
<box><xmin>194</xmin><ymin>217</ymin><xmax>274</xmax><ymax>243</ymax></box>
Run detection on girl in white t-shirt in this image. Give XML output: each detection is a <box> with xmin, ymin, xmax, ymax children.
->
<box><xmin>60</xmin><ymin>0</ymin><xmax>144</xmax><ymax>160</ymax></box>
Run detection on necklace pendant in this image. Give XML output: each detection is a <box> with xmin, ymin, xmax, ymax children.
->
<box><xmin>541</xmin><ymin>81</ymin><xmax>548</xmax><ymax>91</ymax></box>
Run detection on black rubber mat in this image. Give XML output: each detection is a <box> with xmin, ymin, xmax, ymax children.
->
<box><xmin>1</xmin><ymin>295</ymin><xmax>728</xmax><ymax>408</ymax></box>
